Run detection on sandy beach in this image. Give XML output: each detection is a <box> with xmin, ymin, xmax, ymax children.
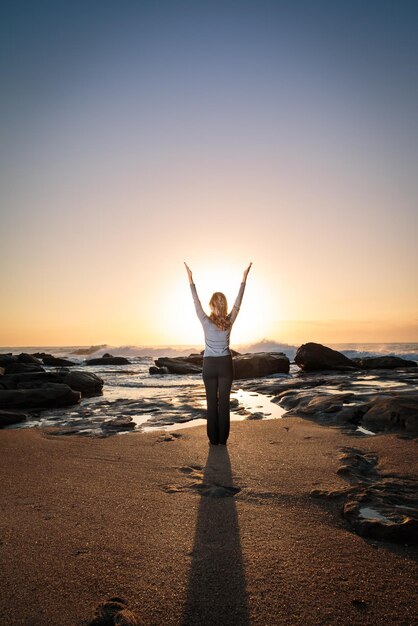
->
<box><xmin>1</xmin><ymin>418</ymin><xmax>417</xmax><ymax>626</ymax></box>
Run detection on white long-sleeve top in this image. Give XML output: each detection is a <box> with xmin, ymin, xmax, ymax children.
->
<box><xmin>190</xmin><ymin>282</ymin><xmax>246</xmax><ymax>357</ymax></box>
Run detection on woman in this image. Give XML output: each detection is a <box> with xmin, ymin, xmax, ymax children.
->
<box><xmin>184</xmin><ymin>261</ymin><xmax>252</xmax><ymax>446</ymax></box>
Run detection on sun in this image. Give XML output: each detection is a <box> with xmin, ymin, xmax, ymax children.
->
<box><xmin>156</xmin><ymin>263</ymin><xmax>273</xmax><ymax>346</ymax></box>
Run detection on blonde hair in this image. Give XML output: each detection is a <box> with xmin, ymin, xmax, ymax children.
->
<box><xmin>209</xmin><ymin>292</ymin><xmax>232</xmax><ymax>330</ymax></box>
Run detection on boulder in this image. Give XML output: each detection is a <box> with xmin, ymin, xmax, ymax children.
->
<box><xmin>3</xmin><ymin>362</ymin><xmax>45</xmax><ymax>375</ymax></box>
<box><xmin>153</xmin><ymin>352</ymin><xmax>290</xmax><ymax>377</ymax></box>
<box><xmin>352</xmin><ymin>356</ymin><xmax>417</xmax><ymax>369</ymax></box>
<box><xmin>0</xmin><ymin>384</ymin><xmax>81</xmax><ymax>409</ymax></box>
<box><xmin>185</xmin><ymin>353</ymin><xmax>204</xmax><ymax>366</ymax></box>
<box><xmin>295</xmin><ymin>342</ymin><xmax>358</xmax><ymax>372</ymax></box>
<box><xmin>85</xmin><ymin>355</ymin><xmax>130</xmax><ymax>365</ymax></box>
<box><xmin>17</xmin><ymin>353</ymin><xmax>43</xmax><ymax>364</ymax></box>
<box><xmin>32</xmin><ymin>352</ymin><xmax>76</xmax><ymax>366</ymax></box>
<box><xmin>0</xmin><ymin>409</ymin><xmax>28</xmax><ymax>427</ymax></box>
<box><xmin>362</xmin><ymin>394</ymin><xmax>418</xmax><ymax>433</ymax></box>
<box><xmin>149</xmin><ymin>365</ymin><xmax>171</xmax><ymax>375</ymax></box>
<box><xmin>154</xmin><ymin>357</ymin><xmax>202</xmax><ymax>374</ymax></box>
<box><xmin>233</xmin><ymin>352</ymin><xmax>290</xmax><ymax>379</ymax></box>
<box><xmin>61</xmin><ymin>370</ymin><xmax>104</xmax><ymax>395</ymax></box>
<box><xmin>0</xmin><ymin>353</ymin><xmax>15</xmax><ymax>367</ymax></box>
<box><xmin>0</xmin><ymin>371</ymin><xmax>63</xmax><ymax>390</ymax></box>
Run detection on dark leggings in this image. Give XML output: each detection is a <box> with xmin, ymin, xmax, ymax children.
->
<box><xmin>202</xmin><ymin>355</ymin><xmax>234</xmax><ymax>445</ymax></box>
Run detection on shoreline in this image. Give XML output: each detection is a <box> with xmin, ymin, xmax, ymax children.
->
<box><xmin>1</xmin><ymin>418</ymin><xmax>417</xmax><ymax>625</ymax></box>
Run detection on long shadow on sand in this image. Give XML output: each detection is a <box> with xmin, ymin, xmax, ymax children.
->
<box><xmin>180</xmin><ymin>445</ymin><xmax>250</xmax><ymax>626</ymax></box>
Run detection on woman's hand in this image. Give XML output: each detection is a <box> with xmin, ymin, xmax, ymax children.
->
<box><xmin>242</xmin><ymin>262</ymin><xmax>252</xmax><ymax>283</ymax></box>
<box><xmin>184</xmin><ymin>262</ymin><xmax>193</xmax><ymax>284</ymax></box>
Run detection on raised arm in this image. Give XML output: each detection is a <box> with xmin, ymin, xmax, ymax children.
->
<box><xmin>184</xmin><ymin>262</ymin><xmax>207</xmax><ymax>323</ymax></box>
<box><xmin>229</xmin><ymin>262</ymin><xmax>252</xmax><ymax>325</ymax></box>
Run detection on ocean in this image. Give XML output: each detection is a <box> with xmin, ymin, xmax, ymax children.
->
<box><xmin>2</xmin><ymin>342</ymin><xmax>417</xmax><ymax>436</ymax></box>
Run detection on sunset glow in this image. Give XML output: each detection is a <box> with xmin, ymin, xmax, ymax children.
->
<box><xmin>1</xmin><ymin>1</ymin><xmax>417</xmax><ymax>348</ymax></box>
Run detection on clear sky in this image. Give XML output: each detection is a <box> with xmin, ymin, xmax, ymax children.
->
<box><xmin>1</xmin><ymin>0</ymin><xmax>417</xmax><ymax>347</ymax></box>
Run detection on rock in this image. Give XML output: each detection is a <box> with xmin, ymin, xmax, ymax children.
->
<box><xmin>0</xmin><ymin>384</ymin><xmax>81</xmax><ymax>409</ymax></box>
<box><xmin>0</xmin><ymin>409</ymin><xmax>28</xmax><ymax>427</ymax></box>
<box><xmin>338</xmin><ymin>447</ymin><xmax>418</xmax><ymax>544</ymax></box>
<box><xmin>246</xmin><ymin>411</ymin><xmax>264</xmax><ymax>420</ymax></box>
<box><xmin>362</xmin><ymin>394</ymin><xmax>418</xmax><ymax>432</ymax></box>
<box><xmin>101</xmin><ymin>416</ymin><xmax>136</xmax><ymax>432</ymax></box>
<box><xmin>85</xmin><ymin>355</ymin><xmax>130</xmax><ymax>365</ymax></box>
<box><xmin>32</xmin><ymin>352</ymin><xmax>76</xmax><ymax>366</ymax></box>
<box><xmin>352</xmin><ymin>356</ymin><xmax>417</xmax><ymax>369</ymax></box>
<box><xmin>233</xmin><ymin>352</ymin><xmax>290</xmax><ymax>378</ymax></box>
<box><xmin>0</xmin><ymin>371</ymin><xmax>64</xmax><ymax>390</ymax></box>
<box><xmin>295</xmin><ymin>342</ymin><xmax>358</xmax><ymax>372</ymax></box>
<box><xmin>0</xmin><ymin>353</ymin><xmax>15</xmax><ymax>368</ymax></box>
<box><xmin>154</xmin><ymin>352</ymin><xmax>289</xmax><ymax>378</ymax></box>
<box><xmin>285</xmin><ymin>392</ymin><xmax>355</xmax><ymax>415</ymax></box>
<box><xmin>17</xmin><ymin>353</ymin><xmax>43</xmax><ymax>364</ymax></box>
<box><xmin>154</xmin><ymin>357</ymin><xmax>202</xmax><ymax>374</ymax></box>
<box><xmin>61</xmin><ymin>370</ymin><xmax>104</xmax><ymax>395</ymax></box>
<box><xmin>185</xmin><ymin>353</ymin><xmax>204</xmax><ymax>366</ymax></box>
<box><xmin>149</xmin><ymin>365</ymin><xmax>170</xmax><ymax>375</ymax></box>
<box><xmin>4</xmin><ymin>361</ymin><xmax>46</xmax><ymax>375</ymax></box>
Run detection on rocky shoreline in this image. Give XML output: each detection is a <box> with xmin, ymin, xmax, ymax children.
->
<box><xmin>1</xmin><ymin>342</ymin><xmax>417</xmax><ymax>437</ymax></box>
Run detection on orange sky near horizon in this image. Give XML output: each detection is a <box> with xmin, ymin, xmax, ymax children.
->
<box><xmin>1</xmin><ymin>2</ymin><xmax>417</xmax><ymax>348</ymax></box>
<box><xmin>1</xmin><ymin>255</ymin><xmax>417</xmax><ymax>347</ymax></box>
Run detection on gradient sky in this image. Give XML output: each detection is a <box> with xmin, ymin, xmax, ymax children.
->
<box><xmin>1</xmin><ymin>0</ymin><xmax>417</xmax><ymax>347</ymax></box>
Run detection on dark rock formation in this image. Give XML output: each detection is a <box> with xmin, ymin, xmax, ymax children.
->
<box><xmin>61</xmin><ymin>370</ymin><xmax>104</xmax><ymax>396</ymax></box>
<box><xmin>311</xmin><ymin>447</ymin><xmax>418</xmax><ymax>545</ymax></box>
<box><xmin>154</xmin><ymin>352</ymin><xmax>289</xmax><ymax>378</ymax></box>
<box><xmin>0</xmin><ymin>384</ymin><xmax>81</xmax><ymax>409</ymax></box>
<box><xmin>295</xmin><ymin>342</ymin><xmax>358</xmax><ymax>372</ymax></box>
<box><xmin>0</xmin><ymin>409</ymin><xmax>28</xmax><ymax>427</ymax></box>
<box><xmin>279</xmin><ymin>390</ymin><xmax>357</xmax><ymax>421</ymax></box>
<box><xmin>339</xmin><ymin>448</ymin><xmax>418</xmax><ymax>544</ymax></box>
<box><xmin>362</xmin><ymin>394</ymin><xmax>418</xmax><ymax>433</ymax></box>
<box><xmin>32</xmin><ymin>352</ymin><xmax>76</xmax><ymax>366</ymax></box>
<box><xmin>233</xmin><ymin>352</ymin><xmax>290</xmax><ymax>378</ymax></box>
<box><xmin>0</xmin><ymin>354</ymin><xmax>15</xmax><ymax>367</ymax></box>
<box><xmin>0</xmin><ymin>353</ymin><xmax>45</xmax><ymax>375</ymax></box>
<box><xmin>85</xmin><ymin>355</ymin><xmax>130</xmax><ymax>365</ymax></box>
<box><xmin>0</xmin><ymin>371</ymin><xmax>64</xmax><ymax>389</ymax></box>
<box><xmin>352</xmin><ymin>356</ymin><xmax>417</xmax><ymax>369</ymax></box>
<box><xmin>149</xmin><ymin>365</ymin><xmax>170</xmax><ymax>375</ymax></box>
<box><xmin>101</xmin><ymin>416</ymin><xmax>136</xmax><ymax>432</ymax></box>
<box><xmin>154</xmin><ymin>357</ymin><xmax>202</xmax><ymax>374</ymax></box>
<box><xmin>17</xmin><ymin>353</ymin><xmax>43</xmax><ymax>364</ymax></box>
<box><xmin>184</xmin><ymin>353</ymin><xmax>204</xmax><ymax>366</ymax></box>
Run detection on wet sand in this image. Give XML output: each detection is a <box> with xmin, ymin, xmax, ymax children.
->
<box><xmin>0</xmin><ymin>418</ymin><xmax>417</xmax><ymax>625</ymax></box>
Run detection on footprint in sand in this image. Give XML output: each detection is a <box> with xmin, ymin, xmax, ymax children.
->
<box><xmin>161</xmin><ymin>464</ymin><xmax>241</xmax><ymax>498</ymax></box>
<box><xmin>88</xmin><ymin>596</ymin><xmax>140</xmax><ymax>625</ymax></box>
